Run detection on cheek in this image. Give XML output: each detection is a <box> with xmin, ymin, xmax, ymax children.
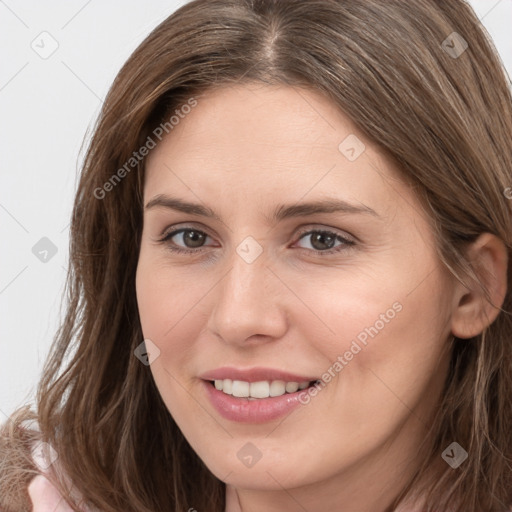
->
<box><xmin>292</xmin><ymin>264</ymin><xmax>451</xmax><ymax>413</ymax></box>
<box><xmin>135</xmin><ymin>254</ymin><xmax>217</xmax><ymax>410</ymax></box>
<box><xmin>304</xmin><ymin>257</ymin><xmax>449</xmax><ymax>354</ymax></box>
<box><xmin>325</xmin><ymin>272</ymin><xmax>451</xmax><ymax>427</ymax></box>
<box><xmin>135</xmin><ymin>257</ymin><xmax>208</xmax><ymax>427</ymax></box>
<box><xmin>136</xmin><ymin>252</ymin><xmax>206</xmax><ymax>345</ymax></box>
<box><xmin>279</xmin><ymin>266</ymin><xmax>412</xmax><ymax>363</ymax></box>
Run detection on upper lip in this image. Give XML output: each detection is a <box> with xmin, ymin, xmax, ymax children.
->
<box><xmin>199</xmin><ymin>367</ymin><xmax>318</xmax><ymax>383</ymax></box>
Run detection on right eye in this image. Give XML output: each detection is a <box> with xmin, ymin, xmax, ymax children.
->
<box><xmin>159</xmin><ymin>228</ymin><xmax>216</xmax><ymax>254</ymax></box>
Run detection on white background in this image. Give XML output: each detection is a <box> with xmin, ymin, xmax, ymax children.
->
<box><xmin>1</xmin><ymin>0</ymin><xmax>511</xmax><ymax>421</ymax></box>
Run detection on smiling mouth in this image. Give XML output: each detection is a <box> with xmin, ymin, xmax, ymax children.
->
<box><xmin>207</xmin><ymin>379</ymin><xmax>321</xmax><ymax>400</ymax></box>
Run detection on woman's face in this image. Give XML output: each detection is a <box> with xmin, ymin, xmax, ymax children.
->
<box><xmin>136</xmin><ymin>83</ymin><xmax>456</xmax><ymax>498</ymax></box>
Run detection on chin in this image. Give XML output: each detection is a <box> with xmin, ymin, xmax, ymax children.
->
<box><xmin>196</xmin><ymin>442</ymin><xmax>317</xmax><ymax>490</ymax></box>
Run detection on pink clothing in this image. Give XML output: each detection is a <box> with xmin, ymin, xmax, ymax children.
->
<box><xmin>23</xmin><ymin>415</ymin><xmax>238</xmax><ymax>512</ymax></box>
<box><xmin>28</xmin><ymin>475</ymin><xmax>75</xmax><ymax>512</ymax></box>
<box><xmin>28</xmin><ymin>475</ymin><xmax>242</xmax><ymax>512</ymax></box>
<box><xmin>20</xmin><ymin>420</ymin><xmax>89</xmax><ymax>512</ymax></box>
<box><xmin>28</xmin><ymin>477</ymin><xmax>241</xmax><ymax>512</ymax></box>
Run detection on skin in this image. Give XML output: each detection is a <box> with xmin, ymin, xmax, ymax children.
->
<box><xmin>135</xmin><ymin>83</ymin><xmax>508</xmax><ymax>512</ymax></box>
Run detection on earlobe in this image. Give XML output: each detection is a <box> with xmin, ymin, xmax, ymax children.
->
<box><xmin>450</xmin><ymin>233</ymin><xmax>509</xmax><ymax>340</ymax></box>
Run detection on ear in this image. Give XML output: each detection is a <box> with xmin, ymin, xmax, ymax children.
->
<box><xmin>451</xmin><ymin>233</ymin><xmax>508</xmax><ymax>339</ymax></box>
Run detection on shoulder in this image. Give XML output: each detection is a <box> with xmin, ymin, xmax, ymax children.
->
<box><xmin>22</xmin><ymin>420</ymin><xmax>75</xmax><ymax>511</ymax></box>
<box><xmin>0</xmin><ymin>410</ymin><xmax>40</xmax><ymax>512</ymax></box>
<box><xmin>28</xmin><ymin>474</ymin><xmax>75</xmax><ymax>512</ymax></box>
<box><xmin>7</xmin><ymin>417</ymin><xmax>92</xmax><ymax>512</ymax></box>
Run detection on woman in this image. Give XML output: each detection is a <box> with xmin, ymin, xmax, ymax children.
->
<box><xmin>1</xmin><ymin>0</ymin><xmax>511</xmax><ymax>511</ymax></box>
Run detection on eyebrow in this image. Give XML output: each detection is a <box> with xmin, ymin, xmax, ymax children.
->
<box><xmin>144</xmin><ymin>194</ymin><xmax>379</xmax><ymax>223</ymax></box>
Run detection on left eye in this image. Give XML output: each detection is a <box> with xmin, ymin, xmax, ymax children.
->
<box><xmin>295</xmin><ymin>230</ymin><xmax>354</xmax><ymax>252</ymax></box>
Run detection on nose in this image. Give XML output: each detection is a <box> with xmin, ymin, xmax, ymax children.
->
<box><xmin>206</xmin><ymin>241</ymin><xmax>289</xmax><ymax>347</ymax></box>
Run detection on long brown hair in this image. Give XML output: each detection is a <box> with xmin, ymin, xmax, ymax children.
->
<box><xmin>2</xmin><ymin>1</ymin><xmax>511</xmax><ymax>510</ymax></box>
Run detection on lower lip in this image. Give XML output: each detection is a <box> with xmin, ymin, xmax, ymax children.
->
<box><xmin>202</xmin><ymin>380</ymin><xmax>310</xmax><ymax>423</ymax></box>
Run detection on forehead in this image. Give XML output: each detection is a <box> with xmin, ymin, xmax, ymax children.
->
<box><xmin>142</xmin><ymin>83</ymin><xmax>424</xmax><ymax>228</ymax></box>
<box><xmin>148</xmin><ymin>83</ymin><xmax>366</xmax><ymax>162</ymax></box>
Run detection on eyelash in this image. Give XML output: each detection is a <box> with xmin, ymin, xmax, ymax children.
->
<box><xmin>157</xmin><ymin>226</ymin><xmax>355</xmax><ymax>257</ymax></box>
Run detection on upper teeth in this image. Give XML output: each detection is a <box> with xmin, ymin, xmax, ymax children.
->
<box><xmin>214</xmin><ymin>379</ymin><xmax>310</xmax><ymax>399</ymax></box>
